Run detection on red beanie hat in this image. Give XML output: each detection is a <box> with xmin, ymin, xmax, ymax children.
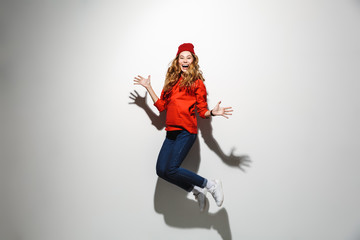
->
<box><xmin>176</xmin><ymin>43</ymin><xmax>195</xmax><ymax>56</ymax></box>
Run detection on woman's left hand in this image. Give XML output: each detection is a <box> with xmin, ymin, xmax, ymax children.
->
<box><xmin>211</xmin><ymin>101</ymin><xmax>233</xmax><ymax>119</ymax></box>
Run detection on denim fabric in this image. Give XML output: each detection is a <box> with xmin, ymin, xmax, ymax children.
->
<box><xmin>156</xmin><ymin>130</ymin><xmax>207</xmax><ymax>192</ymax></box>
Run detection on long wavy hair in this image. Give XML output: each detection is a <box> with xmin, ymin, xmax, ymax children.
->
<box><xmin>163</xmin><ymin>53</ymin><xmax>204</xmax><ymax>93</ymax></box>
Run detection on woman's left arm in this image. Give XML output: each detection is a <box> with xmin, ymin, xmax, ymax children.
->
<box><xmin>195</xmin><ymin>80</ymin><xmax>233</xmax><ymax>119</ymax></box>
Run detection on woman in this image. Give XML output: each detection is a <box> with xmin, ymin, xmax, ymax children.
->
<box><xmin>134</xmin><ymin>43</ymin><xmax>233</xmax><ymax>211</ymax></box>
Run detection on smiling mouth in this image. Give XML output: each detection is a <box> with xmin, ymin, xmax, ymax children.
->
<box><xmin>182</xmin><ymin>65</ymin><xmax>189</xmax><ymax>68</ymax></box>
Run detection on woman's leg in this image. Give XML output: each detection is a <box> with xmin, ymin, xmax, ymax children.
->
<box><xmin>167</xmin><ymin>131</ymin><xmax>224</xmax><ymax>207</ymax></box>
<box><xmin>156</xmin><ymin>135</ymin><xmax>194</xmax><ymax>192</ymax></box>
<box><xmin>156</xmin><ymin>130</ymin><xmax>207</xmax><ymax>192</ymax></box>
<box><xmin>156</xmin><ymin>130</ymin><xmax>224</xmax><ymax>207</ymax></box>
<box><xmin>164</xmin><ymin>130</ymin><xmax>207</xmax><ymax>189</ymax></box>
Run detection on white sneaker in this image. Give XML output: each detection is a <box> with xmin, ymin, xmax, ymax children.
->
<box><xmin>208</xmin><ymin>179</ymin><xmax>224</xmax><ymax>207</ymax></box>
<box><xmin>193</xmin><ymin>188</ymin><xmax>207</xmax><ymax>212</ymax></box>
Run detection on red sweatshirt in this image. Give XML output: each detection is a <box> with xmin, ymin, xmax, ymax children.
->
<box><xmin>154</xmin><ymin>77</ymin><xmax>209</xmax><ymax>134</ymax></box>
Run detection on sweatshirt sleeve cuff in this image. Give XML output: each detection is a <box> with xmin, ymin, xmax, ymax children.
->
<box><xmin>154</xmin><ymin>99</ymin><xmax>165</xmax><ymax>112</ymax></box>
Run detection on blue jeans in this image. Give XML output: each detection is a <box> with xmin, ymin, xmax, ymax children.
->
<box><xmin>156</xmin><ymin>130</ymin><xmax>207</xmax><ymax>192</ymax></box>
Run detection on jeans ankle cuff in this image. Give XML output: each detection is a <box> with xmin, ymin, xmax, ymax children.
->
<box><xmin>201</xmin><ymin>179</ymin><xmax>207</xmax><ymax>188</ymax></box>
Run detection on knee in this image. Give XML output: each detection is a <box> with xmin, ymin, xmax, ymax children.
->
<box><xmin>156</xmin><ymin>166</ymin><xmax>166</xmax><ymax>179</ymax></box>
<box><xmin>156</xmin><ymin>166</ymin><xmax>177</xmax><ymax>179</ymax></box>
<box><xmin>164</xmin><ymin>167</ymin><xmax>177</xmax><ymax>177</ymax></box>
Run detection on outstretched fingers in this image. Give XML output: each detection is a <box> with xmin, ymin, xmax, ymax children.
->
<box><xmin>133</xmin><ymin>75</ymin><xmax>151</xmax><ymax>88</ymax></box>
<box><xmin>224</xmin><ymin>107</ymin><xmax>233</xmax><ymax>114</ymax></box>
<box><xmin>221</xmin><ymin>106</ymin><xmax>233</xmax><ymax>118</ymax></box>
<box><xmin>133</xmin><ymin>75</ymin><xmax>143</xmax><ymax>85</ymax></box>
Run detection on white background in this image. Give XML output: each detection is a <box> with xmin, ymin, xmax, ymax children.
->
<box><xmin>1</xmin><ymin>0</ymin><xmax>360</xmax><ymax>239</ymax></box>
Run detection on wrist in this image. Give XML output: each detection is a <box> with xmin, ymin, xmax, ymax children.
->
<box><xmin>210</xmin><ymin>109</ymin><xmax>215</xmax><ymax>116</ymax></box>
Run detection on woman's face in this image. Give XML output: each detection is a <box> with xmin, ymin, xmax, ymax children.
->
<box><xmin>178</xmin><ymin>51</ymin><xmax>193</xmax><ymax>72</ymax></box>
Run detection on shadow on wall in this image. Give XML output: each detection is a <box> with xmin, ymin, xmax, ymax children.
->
<box><xmin>129</xmin><ymin>90</ymin><xmax>251</xmax><ymax>240</ymax></box>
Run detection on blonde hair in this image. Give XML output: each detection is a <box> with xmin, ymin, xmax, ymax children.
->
<box><xmin>163</xmin><ymin>53</ymin><xmax>204</xmax><ymax>92</ymax></box>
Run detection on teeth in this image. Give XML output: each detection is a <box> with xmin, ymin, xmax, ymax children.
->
<box><xmin>183</xmin><ymin>65</ymin><xmax>189</xmax><ymax>67</ymax></box>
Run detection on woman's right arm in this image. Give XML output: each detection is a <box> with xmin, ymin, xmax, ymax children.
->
<box><xmin>133</xmin><ymin>75</ymin><xmax>159</xmax><ymax>103</ymax></box>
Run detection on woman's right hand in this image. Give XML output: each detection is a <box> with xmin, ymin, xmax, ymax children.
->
<box><xmin>133</xmin><ymin>74</ymin><xmax>159</xmax><ymax>103</ymax></box>
<box><xmin>134</xmin><ymin>75</ymin><xmax>151</xmax><ymax>89</ymax></box>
